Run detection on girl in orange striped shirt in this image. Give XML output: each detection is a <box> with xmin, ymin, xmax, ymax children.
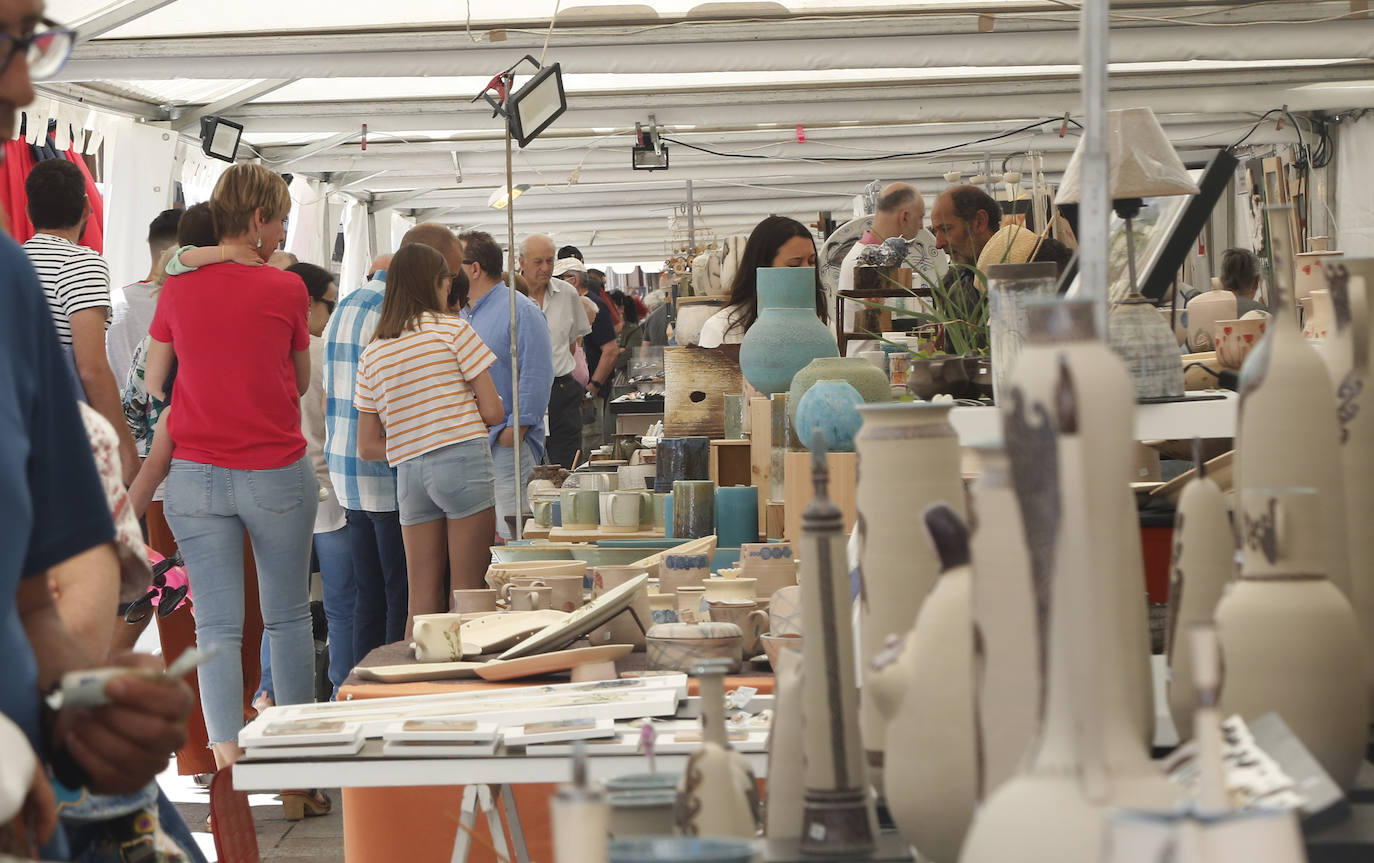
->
<box><xmin>355</xmin><ymin>244</ymin><xmax>505</xmax><ymax>632</ymax></box>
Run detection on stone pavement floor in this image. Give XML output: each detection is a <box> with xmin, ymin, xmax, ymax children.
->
<box><xmin>159</xmin><ymin>758</ymin><xmax>345</xmax><ymax>861</ymax></box>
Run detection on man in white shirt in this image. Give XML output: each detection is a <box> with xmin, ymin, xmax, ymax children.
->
<box><xmin>520</xmin><ymin>234</ymin><xmax>592</xmax><ymax>468</ymax></box>
<box><xmin>23</xmin><ymin>158</ymin><xmax>139</xmax><ymax>484</ymax></box>
<box><xmin>106</xmin><ymin>208</ymin><xmax>180</xmax><ymax>387</ymax></box>
<box><xmin>836</xmin><ymin>182</ymin><xmax>947</xmax><ymax>355</ymax></box>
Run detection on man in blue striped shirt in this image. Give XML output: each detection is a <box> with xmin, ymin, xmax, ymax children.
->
<box><xmin>322</xmin><ymin>253</ymin><xmax>409</xmax><ymax>654</ymax></box>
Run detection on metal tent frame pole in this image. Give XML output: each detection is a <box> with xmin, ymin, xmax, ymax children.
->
<box><xmin>503</xmin><ymin>76</ymin><xmax>523</xmax><ymax>542</ymax></box>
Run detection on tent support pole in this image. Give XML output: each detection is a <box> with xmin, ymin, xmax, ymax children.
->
<box><xmin>505</xmin><ymin>94</ymin><xmax>523</xmax><ymax>542</ymax></box>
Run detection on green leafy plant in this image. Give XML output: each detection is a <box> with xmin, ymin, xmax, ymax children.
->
<box><xmin>849</xmin><ymin>264</ymin><xmax>990</xmax><ymax>358</ymax></box>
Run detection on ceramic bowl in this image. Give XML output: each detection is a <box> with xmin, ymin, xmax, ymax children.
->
<box><xmin>715</xmin><ymin>567</ymin><xmax>743</xmax><ymax>580</ymax></box>
<box><xmin>645</xmin><ymin>622</ymin><xmax>743</xmax><ymax>673</ymax></box>
<box><xmin>484</xmin><ymin>560</ymin><xmax>587</xmax><ymax>591</ymax></box>
<box><xmin>608</xmin><ymin>837</ymin><xmax>754</xmax><ymax>863</ymax></box>
<box><xmin>769</xmin><ymin>585</ymin><xmax>803</xmax><ymax>636</ymax></box>
<box><xmin>760</xmin><ymin>632</ymin><xmax>803</xmax><ymax>668</ymax></box>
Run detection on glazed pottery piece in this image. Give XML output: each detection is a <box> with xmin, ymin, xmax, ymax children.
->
<box><xmin>966</xmin><ymin>440</ymin><xmax>1038</xmax><ymax>799</ymax></box>
<box><xmin>1165</xmin><ymin>447</ymin><xmax>1236</xmax><ymax>738</ymax></box>
<box><xmin>658</xmin><ymin>553</ymin><xmax>709</xmax><ymax>596</ymax></box>
<box><xmin>675</xmin><ymin>660</ymin><xmax>762</xmax><ymax>838</ymax></box>
<box><xmin>1215</xmin><ymin>487</ymin><xmax>1367</xmax><ymax>789</ymax></box>
<box><xmin>411</xmin><ymin>613</ymin><xmax>469</xmax><ymax>662</ymax></box>
<box><xmin>854</xmin><ymin>401</ymin><xmax>965</xmax><ymax>784</ymax></box>
<box><xmin>477</xmin><ymin>644</ymin><xmax>632</xmax><ymax>682</ymax></box>
<box><xmin>707</xmin><ymin>600</ymin><xmax>767</xmax><ymax>655</ymax></box>
<box><xmin>702</xmin><ymin>577</ymin><xmax>757</xmax><ymax>604</ymax></box>
<box><xmin>484</xmin><ymin>560</ymin><xmax>588</xmax><ymax>591</ymax></box>
<box><xmin>738</xmin><ymin>553</ymin><xmax>797</xmax><ymax>601</ymax></box>
<box><xmin>505</xmin><ymin>583</ymin><xmax>553</xmax><ymax>611</ymax></box>
<box><xmin>607</xmin><ymin>490</ymin><xmax>645</xmax><ymax>533</ymax></box>
<box><xmin>673</xmin><ymin>297</ymin><xmax>726</xmax><ymax>348</ymax></box>
<box><xmin>459</xmin><ymin>609</ymin><xmax>570</xmax><ymax>655</ymax></box>
<box><xmin>959</xmin><ymin>301</ymin><xmax>1174</xmax><ymax>863</ymax></box>
<box><xmin>608</xmin><ymin>837</ymin><xmax>754</xmax><ymax>863</ymax></box>
<box><xmin>765</xmin><ymin>641</ymin><xmax>805</xmax><ymax>839</ymax></box>
<box><xmin>504</xmin><ymin>574</ymin><xmax>584</xmax><ymax>614</ymax></box>
<box><xmin>641</xmin><ymin>492</ymin><xmax>669</xmax><ymax>532</ymax></box>
<box><xmin>560</xmin><ymin>489</ymin><xmax>601</xmax><ymax>530</ymax></box>
<box><xmin>768</xmin><ymin>585</ymin><xmax>803</xmax><ymax>637</ymax></box>
<box><xmin>986</xmin><ymin>261</ymin><xmax>1059</xmax><ymax>404</ymax></box>
<box><xmin>648</xmin><ymin>592</ymin><xmax>678</xmax><ymax>624</ymax></box>
<box><xmin>786</xmin><ymin>356</ymin><xmax>891</xmax><ymax>424</ymax></box>
<box><xmin>1108</xmin><ymin>291</ymin><xmax>1185</xmax><ymax>399</ymax></box>
<box><xmin>1184</xmin><ymin>280</ymin><xmax>1239</xmax><ymax>352</ymax></box>
<box><xmin>1294</xmin><ymin>249</ymin><xmax>1343</xmax><ymax>302</ymax></box>
<box><xmin>1236</xmin><ymin>206</ymin><xmax>1351</xmax><ymax>601</ymax></box>
<box><xmin>760</xmin><ymin>632</ymin><xmax>802</xmax><ymax>669</ymax></box>
<box><xmin>906</xmin><ymin>355</ymin><xmax>994</xmax><ymax>401</ymax></box>
<box><xmin>1213</xmin><ymin>318</ymin><xmax>1267</xmax><ymax>371</ymax></box>
<box><xmin>532</xmin><ymin>499</ymin><xmax>555</xmax><ymax>528</ymax></box>
<box><xmin>1320</xmin><ymin>259</ymin><xmax>1374</xmax><ymax>716</ymax></box>
<box><xmin>674</xmin><ymin>586</ymin><xmax>707</xmax><ymax>624</ymax></box>
<box><xmin>795</xmin><ymin>437</ymin><xmax>875</xmax><ymax>854</ymax></box>
<box><xmin>870</xmin><ymin>504</ymin><xmax>977</xmax><ymax>863</ymax></box>
<box><xmin>498</xmin><ymin>573</ymin><xmax>652</xmax><ymax>659</ymax></box>
<box><xmin>712</xmin><ymin>486</ymin><xmax>759</xmax><ymax>548</ymax></box>
<box><xmin>587</xmin><ymin>566</ymin><xmax>653</xmax><ymax>651</ymax></box>
<box><xmin>858</xmin><ymin>350</ymin><xmax>887</xmax><ymax>373</ymax></box>
<box><xmin>613</xmin><ymin>433</ymin><xmax>642</xmax><ymax>462</ymax></box>
<box><xmin>656</xmin><ymin>437</ymin><xmax>710</xmax><ymax>492</ymax></box>
<box><xmin>795</xmin><ymin>379</ymin><xmax>865</xmax><ymax>453</ymax></box>
<box><xmin>740</xmin><ymin>541</ymin><xmax>796</xmax><ymax>568</ymax></box>
<box><xmin>1302</xmin><ymin>288</ymin><xmax>1334</xmax><ymax>339</ymax></box>
<box><xmin>671</xmin><ymin>480</ymin><xmax>716</xmax><ymax>540</ymax></box>
<box><xmin>647</xmin><ymin>623</ymin><xmax>744</xmax><ymax>674</ymax></box>
<box><xmin>451</xmin><ymin>588</ymin><xmax>499</xmax><ymax>614</ymax></box>
<box><xmin>738</xmin><ymin>267</ymin><xmax>839</xmax><ymax>395</ymax></box>
<box><xmin>606</xmin><ymin>773</ymin><xmax>680</xmax><ymax>838</ymax></box>
<box><xmin>617</xmin><ymin>463</ymin><xmax>657</xmax><ymax>492</ymax></box>
<box><xmin>723</xmin><ymin>393</ymin><xmax>746</xmax><ymax>440</ymax></box>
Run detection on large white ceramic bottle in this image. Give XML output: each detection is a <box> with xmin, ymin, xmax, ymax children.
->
<box><xmin>854</xmin><ymin>402</ymin><xmax>965</xmax><ymax>786</ymax></box>
<box><xmin>869</xmin><ymin>503</ymin><xmax>977</xmax><ymax>863</ymax></box>
<box><xmin>959</xmin><ymin>300</ymin><xmax>1174</xmax><ymax>863</ymax></box>
<box><xmin>1235</xmin><ymin>205</ymin><xmax>1351</xmax><ymax>601</ymax></box>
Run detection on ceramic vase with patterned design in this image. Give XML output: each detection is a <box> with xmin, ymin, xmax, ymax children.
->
<box><xmin>1215</xmin><ymin>487</ymin><xmax>1367</xmax><ymax>789</ymax></box>
<box><xmin>1317</xmin><ymin>258</ymin><xmax>1374</xmax><ymax>718</ymax></box>
<box><xmin>1236</xmin><ymin>205</ymin><xmax>1351</xmax><ymax>601</ymax></box>
<box><xmin>870</xmin><ymin>504</ymin><xmax>977</xmax><ymax>863</ymax></box>
<box><xmin>854</xmin><ymin>402</ymin><xmax>965</xmax><ymax>789</ymax></box>
<box><xmin>959</xmin><ymin>300</ymin><xmax>1174</xmax><ymax>863</ymax></box>
<box><xmin>674</xmin><ymin>660</ymin><xmax>761</xmax><ymax>838</ymax></box>
<box><xmin>738</xmin><ymin>267</ymin><xmax>838</xmax><ymax>395</ymax></box>
<box><xmin>1184</xmin><ymin>281</ymin><xmax>1239</xmax><ymax>352</ymax></box>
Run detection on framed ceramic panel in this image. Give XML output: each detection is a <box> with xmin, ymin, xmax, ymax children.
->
<box><xmin>380</xmin><ymin>739</ymin><xmax>501</xmax><ymax>758</ymax></box>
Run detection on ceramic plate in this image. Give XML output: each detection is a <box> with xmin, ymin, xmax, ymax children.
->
<box><xmin>498</xmin><ymin>574</ymin><xmax>651</xmax><ymax>659</ymax></box>
<box><xmin>461</xmin><ymin>609</ymin><xmax>569</xmax><ymax>655</ymax></box>
<box><xmin>819</xmin><ymin>214</ymin><xmax>873</xmax><ymax>298</ymax></box>
<box><xmin>476</xmin><ymin>644</ymin><xmax>633</xmax><ymax>682</ymax></box>
<box><xmin>354</xmin><ymin>661</ymin><xmax>486</xmax><ymax>683</ymax></box>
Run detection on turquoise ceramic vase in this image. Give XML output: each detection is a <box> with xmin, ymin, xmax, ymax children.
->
<box><xmin>795</xmin><ymin>379</ymin><xmax>865</xmax><ymax>452</ymax></box>
<box><xmin>738</xmin><ymin>267</ymin><xmax>838</xmax><ymax>394</ymax></box>
<box><xmin>787</xmin><ymin>356</ymin><xmax>891</xmax><ymax>424</ymax></box>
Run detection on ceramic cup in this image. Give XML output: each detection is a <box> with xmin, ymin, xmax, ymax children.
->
<box><xmin>1214</xmin><ymin>317</ymin><xmax>1268</xmax><ymax>371</ymax></box>
<box><xmin>506</xmin><ymin>584</ymin><xmax>553</xmax><ymax>611</ymax></box>
<box><xmin>607</xmin><ymin>490</ymin><xmax>644</xmax><ymax>532</ymax></box>
<box><xmin>659</xmin><ymin>553</ymin><xmax>710</xmax><ymax>596</ymax></box>
<box><xmin>560</xmin><ymin>488</ymin><xmax>601</xmax><ymax>529</ymax></box>
<box><xmin>504</xmin><ymin>574</ymin><xmax>584</xmax><ymax>613</ymax></box>
<box><xmin>672</xmin><ymin>479</ymin><xmax>716</xmax><ymax>539</ymax></box>
<box><xmin>713</xmin><ymin>485</ymin><xmax>759</xmax><ymax>548</ymax></box>
<box><xmin>531</xmin><ymin>499</ymin><xmax>555</xmax><ymax>528</ymax></box>
<box><xmin>451</xmin><ymin>588</ymin><xmax>499</xmax><ymax>614</ymax></box>
<box><xmin>639</xmin><ymin>493</ymin><xmax>668</xmax><ymax>533</ymax></box>
<box><xmin>550</xmin><ymin>500</ymin><xmax>563</xmax><ymax>527</ymax></box>
<box><xmin>656</xmin><ymin>436</ymin><xmax>711</xmax><ymax>491</ymax></box>
<box><xmin>411</xmin><ymin>613</ymin><xmax>467</xmax><ymax>662</ymax></box>
<box><xmin>675</xmin><ymin>585</ymin><xmax>707</xmax><ymax>624</ymax></box>
<box><xmin>647</xmin><ymin>592</ymin><xmax>679</xmax><ymax>624</ymax></box>
<box><xmin>708</xmin><ymin>600</ymin><xmax>768</xmax><ymax>656</ymax></box>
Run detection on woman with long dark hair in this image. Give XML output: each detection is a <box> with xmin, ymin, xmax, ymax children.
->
<box><xmin>699</xmin><ymin>215</ymin><xmax>826</xmax><ymax>348</ymax></box>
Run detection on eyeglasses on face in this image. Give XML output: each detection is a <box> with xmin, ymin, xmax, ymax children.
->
<box><xmin>0</xmin><ymin>18</ymin><xmax>75</xmax><ymax>82</ymax></box>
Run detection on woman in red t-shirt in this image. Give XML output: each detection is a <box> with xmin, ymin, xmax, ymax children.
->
<box><xmin>146</xmin><ymin>164</ymin><xmax>319</xmax><ymax>776</ymax></box>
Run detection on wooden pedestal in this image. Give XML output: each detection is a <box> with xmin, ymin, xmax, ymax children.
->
<box><xmin>710</xmin><ymin>439</ymin><xmax>753</xmax><ymax>488</ymax></box>
<box><xmin>783</xmin><ymin>451</ymin><xmax>858</xmax><ymax>541</ymax></box>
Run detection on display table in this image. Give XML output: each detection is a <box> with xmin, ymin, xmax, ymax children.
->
<box><xmin>948</xmin><ymin>390</ymin><xmax>1237</xmax><ymax>443</ymax></box>
<box><xmin>234</xmin><ymin>642</ymin><xmax>775</xmax><ymax>863</ymax></box>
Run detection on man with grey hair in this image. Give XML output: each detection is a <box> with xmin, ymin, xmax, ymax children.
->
<box><xmin>835</xmin><ymin>182</ymin><xmax>947</xmax><ymax>354</ymax></box>
<box><xmin>520</xmin><ymin>234</ymin><xmax>591</xmax><ymax>468</ymax></box>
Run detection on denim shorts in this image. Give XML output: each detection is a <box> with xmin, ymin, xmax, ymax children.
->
<box><xmin>397</xmin><ymin>438</ymin><xmax>497</xmax><ymax>526</ymax></box>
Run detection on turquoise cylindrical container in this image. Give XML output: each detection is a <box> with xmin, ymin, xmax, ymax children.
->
<box><xmin>713</xmin><ymin>486</ymin><xmax>759</xmax><ymax>548</ymax></box>
<box><xmin>738</xmin><ymin>267</ymin><xmax>839</xmax><ymax>395</ymax></box>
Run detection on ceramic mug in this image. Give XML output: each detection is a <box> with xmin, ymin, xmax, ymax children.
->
<box><xmin>507</xmin><ymin>584</ymin><xmax>553</xmax><ymax>611</ymax></box>
<box><xmin>451</xmin><ymin>588</ymin><xmax>499</xmax><ymax>614</ymax></box>
<box><xmin>647</xmin><ymin>592</ymin><xmax>679</xmax><ymax>624</ymax></box>
<box><xmin>640</xmin><ymin>492</ymin><xmax>668</xmax><ymax>533</ymax></box>
<box><xmin>503</xmin><ymin>574</ymin><xmax>584</xmax><ymax>613</ymax></box>
<box><xmin>1214</xmin><ymin>317</ymin><xmax>1268</xmax><ymax>371</ymax></box>
<box><xmin>607</xmin><ymin>490</ymin><xmax>644</xmax><ymax>532</ymax></box>
<box><xmin>676</xmin><ymin>585</ymin><xmax>707</xmax><ymax>624</ymax></box>
<box><xmin>411</xmin><ymin>613</ymin><xmax>467</xmax><ymax>662</ymax></box>
<box><xmin>560</xmin><ymin>488</ymin><xmax>601</xmax><ymax>529</ymax></box>
<box><xmin>531</xmin><ymin>499</ymin><xmax>555</xmax><ymax>528</ymax></box>
<box><xmin>659</xmin><ymin>553</ymin><xmax>710</xmax><ymax>596</ymax></box>
<box><xmin>708</xmin><ymin>600</ymin><xmax>768</xmax><ymax>656</ymax></box>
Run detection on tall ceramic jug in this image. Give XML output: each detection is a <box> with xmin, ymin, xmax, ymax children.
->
<box><xmin>1215</xmin><ymin>487</ymin><xmax>1367</xmax><ymax>789</ymax></box>
<box><xmin>959</xmin><ymin>300</ymin><xmax>1174</xmax><ymax>863</ymax></box>
<box><xmin>1235</xmin><ymin>204</ymin><xmax>1351</xmax><ymax>601</ymax></box>
<box><xmin>1165</xmin><ymin>444</ymin><xmax>1237</xmax><ymax>738</ymax></box>
<box><xmin>853</xmin><ymin>403</ymin><xmax>965</xmax><ymax>788</ymax></box>
<box><xmin>738</xmin><ymin>267</ymin><xmax>838</xmax><ymax>395</ymax></box>
<box><xmin>675</xmin><ymin>659</ymin><xmax>761</xmax><ymax>838</ymax></box>
<box><xmin>870</xmin><ymin>503</ymin><xmax>977</xmax><ymax>863</ymax></box>
<box><xmin>1318</xmin><ymin>258</ymin><xmax>1374</xmax><ymax>717</ymax></box>
<box><xmin>968</xmin><ymin>440</ymin><xmax>1038</xmax><ymax>798</ymax></box>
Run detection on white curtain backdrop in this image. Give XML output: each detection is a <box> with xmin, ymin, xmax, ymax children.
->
<box><xmin>103</xmin><ymin>118</ymin><xmax>177</xmax><ymax>288</ymax></box>
<box><xmin>389</xmin><ymin>210</ymin><xmax>415</xmax><ymax>255</ymax></box>
<box><xmin>1337</xmin><ymin>114</ymin><xmax>1374</xmax><ymax>256</ymax></box>
<box><xmin>177</xmin><ymin>143</ymin><xmax>227</xmax><ymax>207</ymax></box>
<box><xmin>338</xmin><ymin>197</ymin><xmax>372</xmax><ymax>299</ymax></box>
<box><xmin>285</xmin><ymin>175</ymin><xmax>330</xmax><ymax>267</ymax></box>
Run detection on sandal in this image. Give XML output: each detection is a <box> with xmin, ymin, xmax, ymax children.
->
<box><xmin>279</xmin><ymin>789</ymin><xmax>332</xmax><ymax>821</ymax></box>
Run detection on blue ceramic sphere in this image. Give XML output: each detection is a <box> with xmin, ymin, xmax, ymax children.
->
<box><xmin>795</xmin><ymin>379</ymin><xmax>865</xmax><ymax>452</ymax></box>
<box><xmin>737</xmin><ymin>267</ymin><xmax>838</xmax><ymax>394</ymax></box>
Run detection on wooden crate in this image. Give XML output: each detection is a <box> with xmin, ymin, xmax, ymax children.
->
<box><xmin>709</xmin><ymin>439</ymin><xmax>753</xmax><ymax>488</ymax></box>
<box><xmin>783</xmin><ymin>451</ymin><xmax>857</xmax><ymax>541</ymax></box>
<box><xmin>663</xmin><ymin>346</ymin><xmax>742</xmax><ymax>439</ymax></box>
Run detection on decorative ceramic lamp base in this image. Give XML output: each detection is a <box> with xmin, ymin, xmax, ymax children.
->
<box><xmin>799</xmin><ymin>789</ymin><xmax>875</xmax><ymax>857</ymax></box>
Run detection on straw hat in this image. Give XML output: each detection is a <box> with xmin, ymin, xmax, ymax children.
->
<box><xmin>975</xmin><ymin>223</ymin><xmax>1045</xmax><ymax>278</ymax></box>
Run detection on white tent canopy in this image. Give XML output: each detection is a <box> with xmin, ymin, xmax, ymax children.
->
<box><xmin>39</xmin><ymin>0</ymin><xmax>1374</xmax><ymax>269</ymax></box>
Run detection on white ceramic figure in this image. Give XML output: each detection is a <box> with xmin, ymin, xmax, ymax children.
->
<box><xmin>675</xmin><ymin>660</ymin><xmax>761</xmax><ymax>839</ymax></box>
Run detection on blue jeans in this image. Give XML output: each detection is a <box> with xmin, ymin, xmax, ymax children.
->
<box><xmin>164</xmin><ymin>456</ymin><xmax>318</xmax><ymax>744</ymax></box>
<box><xmin>348</xmin><ymin>508</ymin><xmax>408</xmax><ymax>656</ymax></box>
<box><xmin>492</xmin><ymin>438</ymin><xmax>534</xmax><ymax>540</ymax></box>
